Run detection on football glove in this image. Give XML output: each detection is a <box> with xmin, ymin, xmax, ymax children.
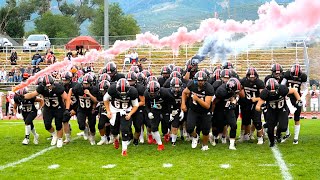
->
<box><xmin>148</xmin><ymin>112</ymin><xmax>154</xmax><ymax>120</ymax></box>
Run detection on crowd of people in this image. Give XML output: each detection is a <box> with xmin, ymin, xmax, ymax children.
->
<box><xmin>4</xmin><ymin>55</ymin><xmax>320</xmax><ymax>156</ymax></box>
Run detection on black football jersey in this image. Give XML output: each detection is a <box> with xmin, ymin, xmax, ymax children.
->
<box><xmin>161</xmin><ymin>88</ymin><xmax>182</xmax><ymax>111</ymax></box>
<box><xmin>144</xmin><ymin>88</ymin><xmax>170</xmax><ymax>112</ymax></box>
<box><xmin>260</xmin><ymin>85</ymin><xmax>289</xmax><ymax>110</ymax></box>
<box><xmin>14</xmin><ymin>96</ymin><xmax>37</xmax><ymax>113</ymax></box>
<box><xmin>36</xmin><ymin>83</ymin><xmax>65</xmax><ymax>109</ymax></box>
<box><xmin>240</xmin><ymin>78</ymin><xmax>265</xmax><ymax>103</ymax></box>
<box><xmin>215</xmin><ymin>84</ymin><xmax>237</xmax><ymax>110</ymax></box>
<box><xmin>187</xmin><ymin>81</ymin><xmax>214</xmax><ymax>113</ymax></box>
<box><xmin>72</xmin><ymin>84</ymin><xmax>99</xmax><ymax>110</ymax></box>
<box><xmin>63</xmin><ymin>81</ymin><xmax>78</xmax><ymax>107</ymax></box>
<box><xmin>283</xmin><ymin>70</ymin><xmax>307</xmax><ymax>96</ymax></box>
<box><xmin>108</xmin><ymin>84</ymin><xmax>138</xmax><ymax>109</ymax></box>
<box><xmin>212</xmin><ymin>80</ymin><xmax>223</xmax><ymax>92</ymax></box>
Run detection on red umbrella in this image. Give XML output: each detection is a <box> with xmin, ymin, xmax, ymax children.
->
<box><xmin>65</xmin><ymin>36</ymin><xmax>101</xmax><ymax>50</ymax></box>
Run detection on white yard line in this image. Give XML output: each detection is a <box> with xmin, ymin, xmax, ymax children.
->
<box><xmin>271</xmin><ymin>146</ymin><xmax>293</xmax><ymax>180</ymax></box>
<box><xmin>0</xmin><ymin>136</ymin><xmax>80</xmax><ymax>171</ymax></box>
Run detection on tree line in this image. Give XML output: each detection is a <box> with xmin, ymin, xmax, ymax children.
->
<box><xmin>0</xmin><ymin>0</ymin><xmax>140</xmax><ymax>43</ymax></box>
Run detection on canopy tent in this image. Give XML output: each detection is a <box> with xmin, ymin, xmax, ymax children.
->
<box><xmin>65</xmin><ymin>36</ymin><xmax>101</xmax><ymax>50</ymax></box>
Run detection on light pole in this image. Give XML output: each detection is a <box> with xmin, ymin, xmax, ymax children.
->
<box><xmin>104</xmin><ymin>0</ymin><xmax>109</xmax><ymax>65</ymax></box>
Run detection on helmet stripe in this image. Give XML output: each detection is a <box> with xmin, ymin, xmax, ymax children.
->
<box><xmin>151</xmin><ymin>81</ymin><xmax>154</xmax><ymax>93</ymax></box>
<box><xmin>271</xmin><ymin>79</ymin><xmax>275</xmax><ymax>90</ymax></box>
<box><xmin>121</xmin><ymin>79</ymin><xmax>125</xmax><ymax>92</ymax></box>
<box><xmin>295</xmin><ymin>65</ymin><xmax>299</xmax><ymax>76</ymax></box>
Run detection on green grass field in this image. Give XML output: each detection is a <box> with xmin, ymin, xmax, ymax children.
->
<box><xmin>0</xmin><ymin>119</ymin><xmax>319</xmax><ymax>179</ymax></box>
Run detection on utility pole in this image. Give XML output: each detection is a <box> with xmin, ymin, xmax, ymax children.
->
<box><xmin>104</xmin><ymin>0</ymin><xmax>109</xmax><ymax>65</ymax></box>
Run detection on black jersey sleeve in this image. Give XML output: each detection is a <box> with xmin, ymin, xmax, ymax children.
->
<box><xmin>279</xmin><ymin>85</ymin><xmax>289</xmax><ymax>96</ymax></box>
<box><xmin>90</xmin><ymin>86</ymin><xmax>99</xmax><ymax>98</ymax></box>
<box><xmin>136</xmin><ymin>84</ymin><xmax>146</xmax><ymax>96</ymax></box>
<box><xmin>215</xmin><ymin>85</ymin><xmax>228</xmax><ymax>99</ymax></box>
<box><xmin>14</xmin><ymin>95</ymin><xmax>21</xmax><ymax>104</ymax></box>
<box><xmin>129</xmin><ymin>87</ymin><xmax>139</xmax><ymax>100</ymax></box>
<box><xmin>54</xmin><ymin>84</ymin><xmax>65</xmax><ymax>96</ymax></box>
<box><xmin>301</xmin><ymin>73</ymin><xmax>307</xmax><ymax>83</ymax></box>
<box><xmin>36</xmin><ymin>85</ymin><xmax>45</xmax><ymax>95</ymax></box>
<box><xmin>204</xmin><ymin>82</ymin><xmax>215</xmax><ymax>96</ymax></box>
<box><xmin>259</xmin><ymin>89</ymin><xmax>269</xmax><ymax>101</ymax></box>
<box><xmin>256</xmin><ymin>79</ymin><xmax>265</xmax><ymax>89</ymax></box>
<box><xmin>283</xmin><ymin>70</ymin><xmax>291</xmax><ymax>80</ymax></box>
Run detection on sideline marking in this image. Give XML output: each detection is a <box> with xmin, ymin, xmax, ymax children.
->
<box><xmin>48</xmin><ymin>164</ymin><xmax>60</xmax><ymax>169</ymax></box>
<box><xmin>163</xmin><ymin>163</ymin><xmax>173</xmax><ymax>168</ymax></box>
<box><xmin>220</xmin><ymin>164</ymin><xmax>231</xmax><ymax>169</ymax></box>
<box><xmin>102</xmin><ymin>164</ymin><xmax>116</xmax><ymax>169</ymax></box>
<box><xmin>0</xmin><ymin>136</ymin><xmax>80</xmax><ymax>171</ymax></box>
<box><xmin>271</xmin><ymin>146</ymin><xmax>293</xmax><ymax>180</ymax></box>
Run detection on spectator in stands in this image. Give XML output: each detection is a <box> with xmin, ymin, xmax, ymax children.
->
<box><xmin>76</xmin><ymin>46</ymin><xmax>84</xmax><ymax>56</ymax></box>
<box><xmin>14</xmin><ymin>69</ymin><xmax>21</xmax><ymax>82</ymax></box>
<box><xmin>66</xmin><ymin>49</ymin><xmax>73</xmax><ymax>61</ymax></box>
<box><xmin>130</xmin><ymin>49</ymin><xmax>139</xmax><ymax>64</ymax></box>
<box><xmin>8</xmin><ymin>67</ymin><xmax>15</xmax><ymax>82</ymax></box>
<box><xmin>44</xmin><ymin>51</ymin><xmax>56</xmax><ymax>64</ymax></box>
<box><xmin>31</xmin><ymin>51</ymin><xmax>43</xmax><ymax>66</ymax></box>
<box><xmin>32</xmin><ymin>65</ymin><xmax>41</xmax><ymax>75</ymax></box>
<box><xmin>0</xmin><ymin>67</ymin><xmax>6</xmax><ymax>82</ymax></box>
<box><xmin>125</xmin><ymin>50</ymin><xmax>131</xmax><ymax>64</ymax></box>
<box><xmin>25</xmin><ymin>65</ymin><xmax>32</xmax><ymax>75</ymax></box>
<box><xmin>9</xmin><ymin>48</ymin><xmax>18</xmax><ymax>65</ymax></box>
<box><xmin>19</xmin><ymin>64</ymin><xmax>25</xmax><ymax>75</ymax></box>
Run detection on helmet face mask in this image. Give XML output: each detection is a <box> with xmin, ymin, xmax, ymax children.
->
<box><xmin>290</xmin><ymin>64</ymin><xmax>302</xmax><ymax>79</ymax></box>
<box><xmin>246</xmin><ymin>68</ymin><xmax>258</xmax><ymax>82</ymax></box>
<box><xmin>147</xmin><ymin>81</ymin><xmax>160</xmax><ymax>99</ymax></box>
<box><xmin>170</xmin><ymin>78</ymin><xmax>182</xmax><ymax>96</ymax></box>
<box><xmin>116</xmin><ymin>78</ymin><xmax>130</xmax><ymax>100</ymax></box>
<box><xmin>194</xmin><ymin>71</ymin><xmax>207</xmax><ymax>88</ymax></box>
<box><xmin>82</xmin><ymin>74</ymin><xmax>93</xmax><ymax>89</ymax></box>
<box><xmin>271</xmin><ymin>63</ymin><xmax>283</xmax><ymax>79</ymax></box>
<box><xmin>266</xmin><ymin>78</ymin><xmax>279</xmax><ymax>97</ymax></box>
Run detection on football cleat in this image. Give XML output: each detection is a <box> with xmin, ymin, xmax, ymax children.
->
<box><xmin>22</xmin><ymin>138</ymin><xmax>30</xmax><ymax>145</ymax></box>
<box><xmin>114</xmin><ymin>138</ymin><xmax>119</xmax><ymax>149</ymax></box>
<box><xmin>122</xmin><ymin>150</ymin><xmax>127</xmax><ymax>156</ymax></box>
<box><xmin>293</xmin><ymin>139</ymin><xmax>299</xmax><ymax>145</ymax></box>
<box><xmin>191</xmin><ymin>135</ymin><xmax>199</xmax><ymax>149</ymax></box>
<box><xmin>57</xmin><ymin>138</ymin><xmax>63</xmax><ymax>148</ymax></box>
<box><xmin>33</xmin><ymin>134</ymin><xmax>39</xmax><ymax>145</ymax></box>
<box><xmin>63</xmin><ymin>138</ymin><xmax>71</xmax><ymax>144</ymax></box>
<box><xmin>157</xmin><ymin>144</ymin><xmax>165</xmax><ymax>151</ymax></box>
<box><xmin>139</xmin><ymin>134</ymin><xmax>144</xmax><ymax>144</ymax></box>
<box><xmin>257</xmin><ymin>137</ymin><xmax>264</xmax><ymax>145</ymax></box>
<box><xmin>133</xmin><ymin>139</ymin><xmax>139</xmax><ymax>146</ymax></box>
<box><xmin>148</xmin><ymin>134</ymin><xmax>153</xmax><ymax>144</ymax></box>
<box><xmin>221</xmin><ymin>137</ymin><xmax>227</xmax><ymax>144</ymax></box>
<box><xmin>164</xmin><ymin>133</ymin><xmax>170</xmax><ymax>143</ymax></box>
<box><xmin>108</xmin><ymin>136</ymin><xmax>114</xmax><ymax>144</ymax></box>
<box><xmin>201</xmin><ymin>145</ymin><xmax>209</xmax><ymax>151</ymax></box>
<box><xmin>97</xmin><ymin>137</ymin><xmax>107</xmax><ymax>145</ymax></box>
<box><xmin>51</xmin><ymin>135</ymin><xmax>57</xmax><ymax>146</ymax></box>
<box><xmin>89</xmin><ymin>135</ymin><xmax>96</xmax><ymax>145</ymax></box>
<box><xmin>229</xmin><ymin>144</ymin><xmax>236</xmax><ymax>150</ymax></box>
<box><xmin>281</xmin><ymin>133</ymin><xmax>291</xmax><ymax>143</ymax></box>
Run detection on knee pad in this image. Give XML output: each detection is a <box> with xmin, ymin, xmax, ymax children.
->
<box><xmin>254</xmin><ymin>121</ymin><xmax>262</xmax><ymax>131</ymax></box>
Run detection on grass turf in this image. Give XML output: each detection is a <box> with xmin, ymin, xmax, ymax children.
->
<box><xmin>0</xmin><ymin>119</ymin><xmax>319</xmax><ymax>179</ymax></box>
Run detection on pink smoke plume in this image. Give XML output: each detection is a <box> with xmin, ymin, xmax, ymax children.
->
<box><xmin>13</xmin><ymin>0</ymin><xmax>320</xmax><ymax>91</ymax></box>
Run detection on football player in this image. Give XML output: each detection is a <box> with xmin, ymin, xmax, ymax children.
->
<box><xmin>104</xmin><ymin>62</ymin><xmax>125</xmax><ymax>83</ymax></box>
<box><xmin>281</xmin><ymin>64</ymin><xmax>307</xmax><ymax>144</ymax></box>
<box><xmin>181</xmin><ymin>71</ymin><xmax>214</xmax><ymax>151</ymax></box>
<box><xmin>104</xmin><ymin>78</ymin><xmax>139</xmax><ymax>156</ymax></box>
<box><xmin>144</xmin><ymin>81</ymin><xmax>166</xmax><ymax>151</ymax></box>
<box><xmin>212</xmin><ymin>78</ymin><xmax>242</xmax><ymax>150</ymax></box>
<box><xmin>96</xmin><ymin>80</ymin><xmax>112</xmax><ymax>145</ymax></box>
<box><xmin>126</xmin><ymin>72</ymin><xmax>146</xmax><ymax>145</ymax></box>
<box><xmin>66</xmin><ymin>74</ymin><xmax>99</xmax><ymax>145</ymax></box>
<box><xmin>22</xmin><ymin>74</ymin><xmax>68</xmax><ymax>148</ymax></box>
<box><xmin>239</xmin><ymin>68</ymin><xmax>265</xmax><ymax>144</ymax></box>
<box><xmin>256</xmin><ymin>78</ymin><xmax>302</xmax><ymax>147</ymax></box>
<box><xmin>13</xmin><ymin>88</ymin><xmax>43</xmax><ymax>145</ymax></box>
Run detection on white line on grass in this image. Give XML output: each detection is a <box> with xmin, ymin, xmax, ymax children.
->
<box><xmin>102</xmin><ymin>164</ymin><xmax>116</xmax><ymax>169</ymax></box>
<box><xmin>271</xmin><ymin>146</ymin><xmax>293</xmax><ymax>180</ymax></box>
<box><xmin>48</xmin><ymin>164</ymin><xmax>60</xmax><ymax>169</ymax></box>
<box><xmin>220</xmin><ymin>164</ymin><xmax>231</xmax><ymax>169</ymax></box>
<box><xmin>0</xmin><ymin>136</ymin><xmax>80</xmax><ymax>171</ymax></box>
<box><xmin>163</xmin><ymin>163</ymin><xmax>173</xmax><ymax>168</ymax></box>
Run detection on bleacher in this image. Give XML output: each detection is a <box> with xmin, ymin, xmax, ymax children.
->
<box><xmin>0</xmin><ymin>43</ymin><xmax>313</xmax><ymax>88</ymax></box>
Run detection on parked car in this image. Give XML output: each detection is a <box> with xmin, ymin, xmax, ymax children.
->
<box><xmin>0</xmin><ymin>38</ymin><xmax>13</xmax><ymax>51</ymax></box>
<box><xmin>23</xmin><ymin>34</ymin><xmax>51</xmax><ymax>52</ymax></box>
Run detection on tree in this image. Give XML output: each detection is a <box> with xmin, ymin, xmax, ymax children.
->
<box><xmin>34</xmin><ymin>12</ymin><xmax>79</xmax><ymax>44</ymax></box>
<box><xmin>56</xmin><ymin>0</ymin><xmax>99</xmax><ymax>26</ymax></box>
<box><xmin>89</xmin><ymin>3</ymin><xmax>140</xmax><ymax>37</ymax></box>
